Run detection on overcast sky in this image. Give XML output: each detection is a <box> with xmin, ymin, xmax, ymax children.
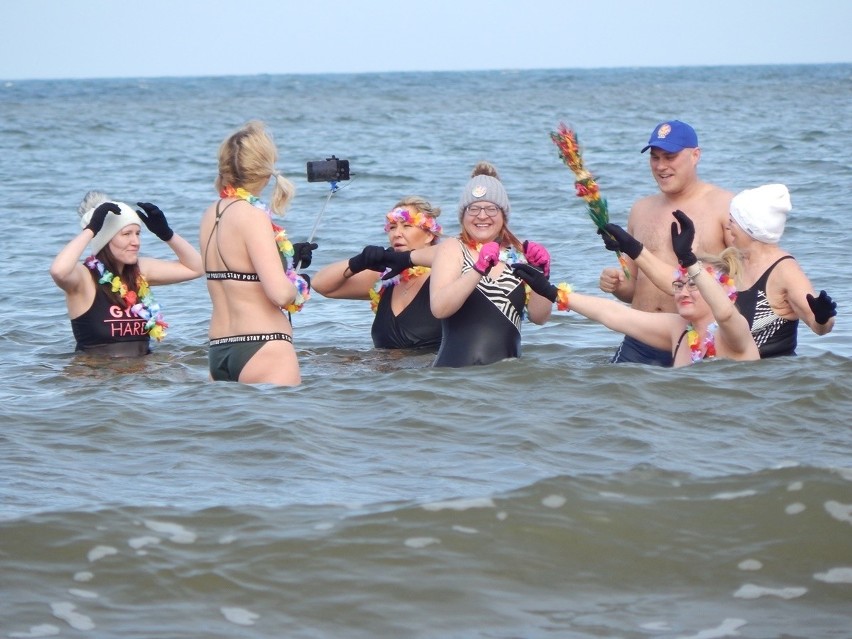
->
<box><xmin>2</xmin><ymin>0</ymin><xmax>850</xmax><ymax>81</ymax></box>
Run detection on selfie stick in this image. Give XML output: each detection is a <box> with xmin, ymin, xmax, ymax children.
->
<box><xmin>294</xmin><ymin>181</ymin><xmax>340</xmax><ymax>272</ymax></box>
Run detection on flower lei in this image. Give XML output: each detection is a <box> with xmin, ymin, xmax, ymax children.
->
<box><xmin>84</xmin><ymin>256</ymin><xmax>168</xmax><ymax>341</ymax></box>
<box><xmin>550</xmin><ymin>123</ymin><xmax>631</xmax><ymax>279</ymax></box>
<box><xmin>463</xmin><ymin>240</ymin><xmax>573</xmax><ymax>314</ymax></box>
<box><xmin>686</xmin><ymin>322</ymin><xmax>718</xmax><ymax>363</ymax></box>
<box><xmin>674</xmin><ymin>265</ymin><xmax>736</xmax><ymax>363</ymax></box>
<box><xmin>220</xmin><ymin>186</ymin><xmax>310</xmax><ymax>313</ymax></box>
<box><xmin>384</xmin><ymin>208</ymin><xmax>442</xmax><ymax>235</ymax></box>
<box><xmin>464</xmin><ymin>240</ymin><xmax>524</xmax><ymax>267</ymax></box>
<box><xmin>675</xmin><ymin>265</ymin><xmax>738</xmax><ymax>301</ymax></box>
<box><xmin>553</xmin><ymin>282</ymin><xmax>572</xmax><ymax>312</ymax></box>
<box><xmin>369</xmin><ymin>266</ymin><xmax>431</xmax><ymax>313</ymax></box>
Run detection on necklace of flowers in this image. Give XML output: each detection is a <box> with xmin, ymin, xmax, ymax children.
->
<box><xmin>369</xmin><ymin>266</ymin><xmax>430</xmax><ymax>313</ymax></box>
<box><xmin>220</xmin><ymin>185</ymin><xmax>309</xmax><ymax>313</ymax></box>
<box><xmin>464</xmin><ymin>238</ymin><xmax>572</xmax><ymax>313</ymax></box>
<box><xmin>84</xmin><ymin>255</ymin><xmax>168</xmax><ymax>341</ymax></box>
<box><xmin>685</xmin><ymin>322</ymin><xmax>718</xmax><ymax>363</ymax></box>
<box><xmin>464</xmin><ymin>239</ymin><xmax>524</xmax><ymax>266</ymax></box>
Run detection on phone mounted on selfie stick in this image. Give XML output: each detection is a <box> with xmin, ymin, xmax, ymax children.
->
<box><xmin>293</xmin><ymin>156</ymin><xmax>352</xmax><ymax>272</ymax></box>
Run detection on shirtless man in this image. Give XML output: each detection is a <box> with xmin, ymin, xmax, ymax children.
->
<box><xmin>600</xmin><ymin>120</ymin><xmax>732</xmax><ymax>366</ymax></box>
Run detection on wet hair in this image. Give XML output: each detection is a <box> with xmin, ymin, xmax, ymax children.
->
<box><xmin>459</xmin><ymin>161</ymin><xmax>522</xmax><ymax>251</ymax></box>
<box><xmin>215</xmin><ymin>120</ymin><xmax>295</xmax><ymax>215</ymax></box>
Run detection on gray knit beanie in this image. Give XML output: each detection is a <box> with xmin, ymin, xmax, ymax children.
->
<box><xmin>458</xmin><ymin>174</ymin><xmax>510</xmax><ymax>221</ymax></box>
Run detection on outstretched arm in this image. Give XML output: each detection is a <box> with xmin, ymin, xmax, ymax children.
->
<box><xmin>311</xmin><ymin>257</ymin><xmax>378</xmax><ymax>300</ymax></box>
<box><xmin>569</xmin><ymin>293</ymin><xmax>676</xmax><ymax>352</ymax></box>
<box><xmin>136</xmin><ymin>203</ymin><xmax>203</xmax><ymax>285</ymax></box>
<box><xmin>601</xmin><ymin>223</ymin><xmax>676</xmax><ymax>297</ymax></box>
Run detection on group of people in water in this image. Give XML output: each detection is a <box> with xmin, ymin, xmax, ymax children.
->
<box><xmin>51</xmin><ymin>119</ymin><xmax>838</xmax><ymax>385</ymax></box>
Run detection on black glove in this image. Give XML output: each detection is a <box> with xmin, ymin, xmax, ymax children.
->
<box><xmin>85</xmin><ymin>202</ymin><xmax>121</xmax><ymax>235</ymax></box>
<box><xmin>136</xmin><ymin>202</ymin><xmax>174</xmax><ymax>242</ymax></box>
<box><xmin>380</xmin><ymin>248</ymin><xmax>414</xmax><ymax>280</ymax></box>
<box><xmin>806</xmin><ymin>290</ymin><xmax>837</xmax><ymax>325</ymax></box>
<box><xmin>291</xmin><ymin>242</ymin><xmax>318</xmax><ymax>269</ymax></box>
<box><xmin>600</xmin><ymin>223</ymin><xmax>643</xmax><ymax>260</ymax></box>
<box><xmin>347</xmin><ymin>245</ymin><xmax>387</xmax><ymax>275</ymax></box>
<box><xmin>670</xmin><ymin>209</ymin><xmax>697</xmax><ymax>267</ymax></box>
<box><xmin>511</xmin><ymin>263</ymin><xmax>557</xmax><ymax>302</ymax></box>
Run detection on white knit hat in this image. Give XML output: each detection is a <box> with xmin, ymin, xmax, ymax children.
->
<box><xmin>79</xmin><ymin>200</ymin><xmax>143</xmax><ymax>255</ymax></box>
<box><xmin>729</xmin><ymin>184</ymin><xmax>791</xmax><ymax>244</ymax></box>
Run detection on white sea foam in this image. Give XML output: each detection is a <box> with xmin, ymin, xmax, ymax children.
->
<box><xmin>733</xmin><ymin>583</ymin><xmax>807</xmax><ymax>599</ymax></box>
<box><xmin>221</xmin><ymin>607</ymin><xmax>260</xmax><ymax>626</ymax></box>
<box><xmin>814</xmin><ymin>567</ymin><xmax>852</xmax><ymax>584</ymax></box>
<box><xmin>143</xmin><ymin>519</ymin><xmax>197</xmax><ymax>543</ymax></box>
<box><xmin>87</xmin><ymin>545</ymin><xmax>117</xmax><ymax>562</ymax></box>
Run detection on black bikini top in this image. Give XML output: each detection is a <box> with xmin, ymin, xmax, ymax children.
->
<box><xmin>203</xmin><ymin>199</ymin><xmax>260</xmax><ymax>282</ymax></box>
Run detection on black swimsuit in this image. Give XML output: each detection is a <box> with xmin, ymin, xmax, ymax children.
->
<box><xmin>70</xmin><ymin>286</ymin><xmax>150</xmax><ymax>357</ymax></box>
<box><xmin>433</xmin><ymin>242</ymin><xmax>526</xmax><ymax>368</ymax></box>
<box><xmin>371</xmin><ymin>278</ymin><xmax>442</xmax><ymax>351</ymax></box>
<box><xmin>734</xmin><ymin>256</ymin><xmax>798</xmax><ymax>358</ymax></box>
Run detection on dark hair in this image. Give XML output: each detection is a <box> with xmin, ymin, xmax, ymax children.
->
<box><xmin>91</xmin><ymin>246</ymin><xmax>143</xmax><ymax>308</ymax></box>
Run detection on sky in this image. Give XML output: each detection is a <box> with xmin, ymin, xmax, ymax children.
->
<box><xmin>1</xmin><ymin>0</ymin><xmax>850</xmax><ymax>81</ymax></box>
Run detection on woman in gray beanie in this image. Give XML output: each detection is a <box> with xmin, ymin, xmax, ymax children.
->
<box><xmin>429</xmin><ymin>161</ymin><xmax>554</xmax><ymax>367</ymax></box>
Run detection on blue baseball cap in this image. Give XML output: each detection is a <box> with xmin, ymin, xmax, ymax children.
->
<box><xmin>641</xmin><ymin>120</ymin><xmax>698</xmax><ymax>153</ymax></box>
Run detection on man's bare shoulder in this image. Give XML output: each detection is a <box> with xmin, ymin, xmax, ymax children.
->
<box><xmin>628</xmin><ymin>193</ymin><xmax>668</xmax><ymax>223</ymax></box>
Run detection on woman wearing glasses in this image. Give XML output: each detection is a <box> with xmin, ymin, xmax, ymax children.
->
<box><xmin>514</xmin><ymin>210</ymin><xmax>759</xmax><ymax>367</ymax></box>
<box><xmin>429</xmin><ymin>162</ymin><xmax>554</xmax><ymax>367</ymax></box>
<box><xmin>726</xmin><ymin>184</ymin><xmax>836</xmax><ymax>358</ymax></box>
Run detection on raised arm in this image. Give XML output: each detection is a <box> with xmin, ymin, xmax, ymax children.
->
<box><xmin>135</xmin><ymin>203</ymin><xmax>203</xmax><ymax>285</ymax></box>
<box><xmin>50</xmin><ymin>202</ymin><xmax>119</xmax><ymax>293</ymax></box>
<box><xmin>600</xmin><ymin>223</ymin><xmax>676</xmax><ymax>298</ymax></box>
<box><xmin>673</xmin><ymin>210</ymin><xmax>757</xmax><ymax>358</ymax></box>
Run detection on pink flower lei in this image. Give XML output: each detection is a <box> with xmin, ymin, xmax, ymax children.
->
<box><xmin>220</xmin><ymin>186</ymin><xmax>310</xmax><ymax>313</ymax></box>
<box><xmin>384</xmin><ymin>208</ymin><xmax>442</xmax><ymax>236</ymax></box>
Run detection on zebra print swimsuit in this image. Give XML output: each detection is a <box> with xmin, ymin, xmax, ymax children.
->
<box><xmin>433</xmin><ymin>241</ymin><xmax>527</xmax><ymax>368</ymax></box>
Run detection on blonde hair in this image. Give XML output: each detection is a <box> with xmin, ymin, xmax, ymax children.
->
<box><xmin>392</xmin><ymin>195</ymin><xmax>442</xmax><ymax>220</ymax></box>
<box><xmin>215</xmin><ymin>120</ymin><xmax>295</xmax><ymax>215</ymax></box>
<box><xmin>700</xmin><ymin>247</ymin><xmax>746</xmax><ymax>287</ymax></box>
<box><xmin>390</xmin><ymin>195</ymin><xmax>442</xmax><ymax>245</ymax></box>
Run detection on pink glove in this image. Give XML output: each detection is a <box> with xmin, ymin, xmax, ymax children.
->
<box><xmin>523</xmin><ymin>240</ymin><xmax>550</xmax><ymax>278</ymax></box>
<box><xmin>473</xmin><ymin>242</ymin><xmax>500</xmax><ymax>276</ymax></box>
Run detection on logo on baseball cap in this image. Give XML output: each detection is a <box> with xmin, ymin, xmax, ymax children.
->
<box><xmin>641</xmin><ymin>120</ymin><xmax>698</xmax><ymax>153</ymax></box>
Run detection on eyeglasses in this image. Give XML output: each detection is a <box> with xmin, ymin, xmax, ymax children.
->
<box><xmin>671</xmin><ymin>279</ymin><xmax>698</xmax><ymax>293</ymax></box>
<box><xmin>466</xmin><ymin>204</ymin><xmax>501</xmax><ymax>217</ymax></box>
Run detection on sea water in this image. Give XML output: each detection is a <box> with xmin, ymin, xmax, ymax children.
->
<box><xmin>1</xmin><ymin>65</ymin><xmax>851</xmax><ymax>638</ymax></box>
